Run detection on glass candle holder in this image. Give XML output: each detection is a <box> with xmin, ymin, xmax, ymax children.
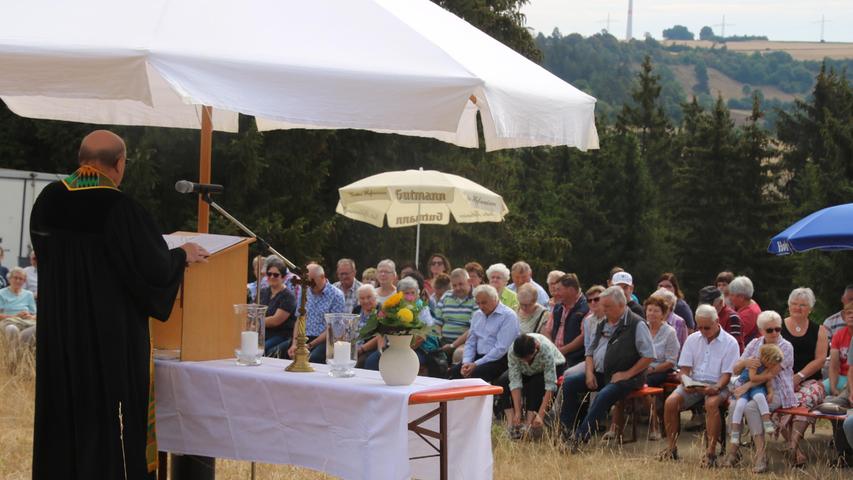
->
<box><xmin>234</xmin><ymin>304</ymin><xmax>266</xmax><ymax>366</ymax></box>
<box><xmin>325</xmin><ymin>313</ymin><xmax>360</xmax><ymax>378</ymax></box>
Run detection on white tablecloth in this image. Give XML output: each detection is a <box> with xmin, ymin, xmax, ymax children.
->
<box><xmin>155</xmin><ymin>358</ymin><xmax>494</xmax><ymax>480</ymax></box>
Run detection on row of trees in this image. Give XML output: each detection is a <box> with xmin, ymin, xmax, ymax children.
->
<box><xmin>0</xmin><ymin>1</ymin><xmax>850</xmax><ymax>319</ymax></box>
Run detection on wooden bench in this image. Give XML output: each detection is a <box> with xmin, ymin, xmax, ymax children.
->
<box><xmin>555</xmin><ymin>375</ymin><xmax>664</xmax><ymax>443</ymax></box>
<box><xmin>623</xmin><ymin>385</ymin><xmax>664</xmax><ymax>443</ymax></box>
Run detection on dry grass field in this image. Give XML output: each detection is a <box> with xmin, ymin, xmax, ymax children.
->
<box><xmin>661</xmin><ymin>40</ymin><xmax>853</xmax><ymax>61</ymax></box>
<box><xmin>2</xmin><ymin>340</ymin><xmax>848</xmax><ymax>480</ymax></box>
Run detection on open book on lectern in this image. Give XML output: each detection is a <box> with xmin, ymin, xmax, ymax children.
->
<box><xmin>162</xmin><ymin>233</ymin><xmax>244</xmax><ymax>255</ymax></box>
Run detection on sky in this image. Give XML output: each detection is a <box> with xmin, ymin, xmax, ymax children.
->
<box><xmin>522</xmin><ymin>1</ymin><xmax>853</xmax><ymax>43</ymax></box>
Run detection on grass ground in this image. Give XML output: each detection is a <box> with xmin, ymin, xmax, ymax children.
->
<box><xmin>2</xmin><ymin>340</ymin><xmax>848</xmax><ymax>479</ymax></box>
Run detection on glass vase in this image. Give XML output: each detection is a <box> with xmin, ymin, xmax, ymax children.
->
<box><xmin>234</xmin><ymin>303</ymin><xmax>266</xmax><ymax>366</ymax></box>
<box><xmin>325</xmin><ymin>313</ymin><xmax>360</xmax><ymax>378</ymax></box>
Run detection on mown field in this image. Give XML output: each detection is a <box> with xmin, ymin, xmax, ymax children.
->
<box><xmin>2</xmin><ymin>342</ymin><xmax>847</xmax><ymax>479</ymax></box>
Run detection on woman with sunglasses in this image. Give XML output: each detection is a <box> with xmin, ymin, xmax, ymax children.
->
<box><xmin>424</xmin><ymin>253</ymin><xmax>451</xmax><ymax>297</ymax></box>
<box><xmin>259</xmin><ymin>257</ymin><xmax>297</xmax><ymax>357</ymax></box>
<box><xmin>722</xmin><ymin>311</ymin><xmax>796</xmax><ymax>472</ymax></box>
<box><xmin>778</xmin><ymin>287</ymin><xmax>829</xmax><ymax>467</ymax></box>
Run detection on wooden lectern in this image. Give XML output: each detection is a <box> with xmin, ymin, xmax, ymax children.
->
<box><xmin>151</xmin><ymin>232</ymin><xmax>255</xmax><ymax>361</ymax></box>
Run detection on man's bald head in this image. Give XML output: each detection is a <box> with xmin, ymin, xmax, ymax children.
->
<box><xmin>78</xmin><ymin>130</ymin><xmax>126</xmax><ymax>168</ymax></box>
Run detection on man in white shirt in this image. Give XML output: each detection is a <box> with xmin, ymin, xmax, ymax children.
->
<box><xmin>659</xmin><ymin>304</ymin><xmax>740</xmax><ymax>465</ymax></box>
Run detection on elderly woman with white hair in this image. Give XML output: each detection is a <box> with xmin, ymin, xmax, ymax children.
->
<box><xmin>776</xmin><ymin>287</ymin><xmax>830</xmax><ymax>467</ymax></box>
<box><xmin>363</xmin><ymin>276</ymin><xmax>437</xmax><ymax>371</ymax></box>
<box><xmin>487</xmin><ymin>263</ymin><xmax>519</xmax><ymax>311</ymax></box>
<box><xmin>0</xmin><ymin>266</ymin><xmax>37</xmax><ymax>347</ymax></box>
<box><xmin>722</xmin><ymin>311</ymin><xmax>796</xmax><ymax>472</ymax></box>
<box><xmin>517</xmin><ymin>283</ymin><xmax>549</xmax><ymax>335</ymax></box>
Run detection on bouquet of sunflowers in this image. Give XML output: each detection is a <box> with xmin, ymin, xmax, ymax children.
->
<box><xmin>359</xmin><ymin>291</ymin><xmax>427</xmax><ymax>339</ymax></box>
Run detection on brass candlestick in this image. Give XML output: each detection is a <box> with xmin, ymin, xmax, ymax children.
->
<box><xmin>286</xmin><ymin>276</ymin><xmax>315</xmax><ymax>373</ymax></box>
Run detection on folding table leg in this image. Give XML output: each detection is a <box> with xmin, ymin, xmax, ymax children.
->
<box><xmin>440</xmin><ymin>401</ymin><xmax>448</xmax><ymax>480</ymax></box>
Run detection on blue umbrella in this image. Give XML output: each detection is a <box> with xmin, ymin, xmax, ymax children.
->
<box><xmin>768</xmin><ymin>203</ymin><xmax>853</xmax><ymax>255</ymax></box>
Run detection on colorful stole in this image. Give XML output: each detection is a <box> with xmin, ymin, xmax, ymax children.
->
<box><xmin>62</xmin><ymin>165</ymin><xmax>118</xmax><ymax>191</ymax></box>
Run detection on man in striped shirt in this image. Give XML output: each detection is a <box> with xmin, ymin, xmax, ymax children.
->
<box><xmin>437</xmin><ymin>268</ymin><xmax>477</xmax><ymax>361</ymax></box>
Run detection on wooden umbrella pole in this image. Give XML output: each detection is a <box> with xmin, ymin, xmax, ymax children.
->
<box><xmin>197</xmin><ymin>105</ymin><xmax>213</xmax><ymax>233</ymax></box>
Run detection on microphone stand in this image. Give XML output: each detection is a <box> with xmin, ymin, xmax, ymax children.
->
<box><xmin>200</xmin><ymin>193</ymin><xmax>314</xmax><ymax>373</ymax></box>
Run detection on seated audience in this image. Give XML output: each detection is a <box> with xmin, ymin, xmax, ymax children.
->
<box><xmin>247</xmin><ymin>254</ymin><xmax>268</xmax><ymax>302</ymax></box>
<box><xmin>657</xmin><ymin>272</ymin><xmax>695</xmax><ymax>331</ymax></box>
<box><xmin>715</xmin><ymin>270</ymin><xmax>735</xmax><ymax>304</ymax></box>
<box><xmin>542</xmin><ymin>274</ymin><xmax>588</xmax><ymax>368</ymax></box>
<box><xmin>487</xmin><ymin>263</ymin><xmax>519</xmax><ymax>311</ymax></box>
<box><xmin>425</xmin><ymin>253</ymin><xmax>451</xmax><ymax>297</ymax></box>
<box><xmin>659</xmin><ymin>305</ymin><xmax>739</xmax><ymax>466</ymax></box>
<box><xmin>23</xmin><ymin>251</ymin><xmax>38</xmax><ymax>299</ymax></box>
<box><xmin>777</xmin><ymin>287</ymin><xmax>830</xmax><ymax>468</ymax></box>
<box><xmin>431</xmin><ymin>273</ymin><xmax>451</xmax><ymax>306</ymax></box>
<box><xmin>508</xmin><ymin>261</ymin><xmax>549</xmax><ymax>306</ymax></box>
<box><xmin>361</xmin><ymin>267</ymin><xmax>378</xmax><ymax>287</ymax></box>
<box><xmin>260</xmin><ymin>258</ymin><xmax>297</xmax><ymax>357</ymax></box>
<box><xmin>497</xmin><ymin>333</ymin><xmax>566</xmax><ymax>439</ymax></box>
<box><xmin>698</xmin><ymin>286</ymin><xmax>743</xmax><ymax>352</ymax></box>
<box><xmin>448</xmin><ymin>285</ymin><xmax>519</xmax><ymax>382</ymax></box>
<box><xmin>824</xmin><ymin>285</ymin><xmax>853</xmax><ymax>343</ymax></box>
<box><xmin>516</xmin><ymin>283</ymin><xmax>549</xmax><ymax>335</ymax></box>
<box><xmin>606</xmin><ymin>295</ymin><xmax>679</xmax><ymax>441</ymax></box>
<box><xmin>0</xmin><ymin>267</ymin><xmax>37</xmax><ymax>347</ymax></box>
<box><xmin>611</xmin><ymin>271</ymin><xmax>645</xmax><ymax>318</ymax></box>
<box><xmin>826</xmin><ymin>301</ymin><xmax>852</xmax><ymax>397</ymax></box>
<box><xmin>374</xmin><ymin>259</ymin><xmax>398</xmax><ymax>304</ymax></box>
<box><xmin>651</xmin><ymin>288</ymin><xmax>688</xmax><ymax>346</ymax></box>
<box><xmin>559</xmin><ymin>286</ymin><xmax>654</xmax><ymax>446</ymax></box>
<box><xmin>354</xmin><ymin>284</ymin><xmax>380</xmax><ymax>367</ymax></box>
<box><xmin>286</xmin><ymin>263</ymin><xmax>345</xmax><ymax>363</ymax></box>
<box><xmin>546</xmin><ymin>270</ymin><xmax>565</xmax><ymax>310</ymax></box>
<box><xmin>464</xmin><ymin>262</ymin><xmax>485</xmax><ymax>289</ymax></box>
<box><xmin>435</xmin><ymin>269</ymin><xmax>477</xmax><ymax>363</ymax></box>
<box><xmin>722</xmin><ymin>311</ymin><xmax>796</xmax><ymax>473</ymax></box>
<box><xmin>363</xmin><ymin>276</ymin><xmax>438</xmax><ymax>370</ymax></box>
<box><xmin>728</xmin><ymin>275</ymin><xmax>761</xmax><ymax>343</ymax></box>
<box><xmin>332</xmin><ymin>258</ymin><xmax>361</xmax><ymax>314</ymax></box>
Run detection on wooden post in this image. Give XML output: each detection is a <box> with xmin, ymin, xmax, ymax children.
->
<box><xmin>197</xmin><ymin>106</ymin><xmax>213</xmax><ymax>233</ymax></box>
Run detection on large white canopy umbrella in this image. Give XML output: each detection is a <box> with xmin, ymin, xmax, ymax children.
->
<box><xmin>336</xmin><ymin>169</ymin><xmax>509</xmax><ymax>267</ymax></box>
<box><xmin>0</xmin><ymin>0</ymin><xmax>598</xmax><ymax>229</ymax></box>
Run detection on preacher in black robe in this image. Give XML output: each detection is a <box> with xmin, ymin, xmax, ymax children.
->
<box><xmin>30</xmin><ymin>131</ymin><xmax>208</xmax><ymax>479</ymax></box>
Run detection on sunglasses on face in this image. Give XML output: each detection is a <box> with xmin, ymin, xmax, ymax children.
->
<box><xmin>266</xmin><ymin>272</ymin><xmax>281</xmax><ymax>278</ymax></box>
<box><xmin>765</xmin><ymin>327</ymin><xmax>782</xmax><ymax>334</ymax></box>
<box><xmin>588</xmin><ymin>297</ymin><xmax>600</xmax><ymax>303</ymax></box>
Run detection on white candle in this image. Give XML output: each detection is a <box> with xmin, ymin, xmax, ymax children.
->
<box><xmin>241</xmin><ymin>331</ymin><xmax>259</xmax><ymax>357</ymax></box>
<box><xmin>333</xmin><ymin>340</ymin><xmax>351</xmax><ymax>365</ymax></box>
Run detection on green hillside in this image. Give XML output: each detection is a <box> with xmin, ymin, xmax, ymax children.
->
<box><xmin>536</xmin><ymin>31</ymin><xmax>853</xmax><ymax>125</ymax></box>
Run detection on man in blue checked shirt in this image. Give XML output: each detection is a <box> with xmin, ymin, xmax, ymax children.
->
<box><xmin>448</xmin><ymin>284</ymin><xmax>520</xmax><ymax>382</ymax></box>
<box><xmin>287</xmin><ymin>262</ymin><xmax>345</xmax><ymax>363</ymax></box>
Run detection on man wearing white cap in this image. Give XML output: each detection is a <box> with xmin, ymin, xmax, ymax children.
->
<box><xmin>611</xmin><ymin>271</ymin><xmax>645</xmax><ymax>319</ymax></box>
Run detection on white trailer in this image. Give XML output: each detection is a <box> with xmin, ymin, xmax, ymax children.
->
<box><xmin>0</xmin><ymin>168</ymin><xmax>64</xmax><ymax>269</ymax></box>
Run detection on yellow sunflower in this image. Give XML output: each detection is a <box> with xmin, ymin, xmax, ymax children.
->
<box><xmin>383</xmin><ymin>291</ymin><xmax>404</xmax><ymax>309</ymax></box>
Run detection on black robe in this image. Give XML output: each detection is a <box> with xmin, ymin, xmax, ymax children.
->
<box><xmin>30</xmin><ymin>179</ymin><xmax>185</xmax><ymax>479</ymax></box>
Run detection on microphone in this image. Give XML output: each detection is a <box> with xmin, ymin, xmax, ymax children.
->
<box><xmin>175</xmin><ymin>180</ymin><xmax>224</xmax><ymax>195</ymax></box>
